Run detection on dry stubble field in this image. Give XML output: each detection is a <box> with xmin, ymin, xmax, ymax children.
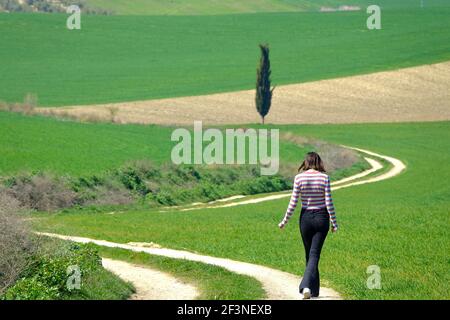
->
<box><xmin>40</xmin><ymin>62</ymin><xmax>450</xmax><ymax>125</ymax></box>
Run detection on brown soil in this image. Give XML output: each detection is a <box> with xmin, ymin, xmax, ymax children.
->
<box><xmin>39</xmin><ymin>62</ymin><xmax>450</xmax><ymax>125</ymax></box>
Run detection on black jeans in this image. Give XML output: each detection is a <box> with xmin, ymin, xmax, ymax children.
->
<box><xmin>299</xmin><ymin>207</ymin><xmax>329</xmax><ymax>297</ymax></box>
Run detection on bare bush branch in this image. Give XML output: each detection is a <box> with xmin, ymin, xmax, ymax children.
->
<box><xmin>0</xmin><ymin>192</ymin><xmax>35</xmax><ymax>295</ymax></box>
<box><xmin>280</xmin><ymin>132</ymin><xmax>360</xmax><ymax>173</ymax></box>
<box><xmin>7</xmin><ymin>173</ymin><xmax>77</xmax><ymax>211</ymax></box>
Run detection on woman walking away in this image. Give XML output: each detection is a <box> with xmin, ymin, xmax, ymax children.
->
<box><xmin>278</xmin><ymin>152</ymin><xmax>338</xmax><ymax>299</ymax></box>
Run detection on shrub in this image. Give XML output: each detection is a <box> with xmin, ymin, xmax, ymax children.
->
<box><xmin>0</xmin><ymin>192</ymin><xmax>35</xmax><ymax>296</ymax></box>
<box><xmin>154</xmin><ymin>190</ymin><xmax>177</xmax><ymax>206</ymax></box>
<box><xmin>2</xmin><ymin>241</ymin><xmax>102</xmax><ymax>300</ymax></box>
<box><xmin>199</xmin><ymin>182</ymin><xmax>223</xmax><ymax>200</ymax></box>
<box><xmin>0</xmin><ymin>1</ymin><xmax>113</xmax><ymax>15</ymax></box>
<box><xmin>236</xmin><ymin>176</ymin><xmax>289</xmax><ymax>195</ymax></box>
<box><xmin>0</xmin><ymin>93</ymin><xmax>38</xmax><ymax>115</ymax></box>
<box><xmin>280</xmin><ymin>132</ymin><xmax>360</xmax><ymax>172</ymax></box>
<box><xmin>0</xmin><ymin>0</ymin><xmax>22</xmax><ymax>12</ymax></box>
<box><xmin>7</xmin><ymin>173</ymin><xmax>77</xmax><ymax>211</ymax></box>
<box><xmin>84</xmin><ymin>185</ymin><xmax>134</xmax><ymax>206</ymax></box>
<box><xmin>107</xmin><ymin>107</ymin><xmax>119</xmax><ymax>123</ymax></box>
<box><xmin>22</xmin><ymin>93</ymin><xmax>37</xmax><ymax>115</ymax></box>
<box><xmin>315</xmin><ymin>142</ymin><xmax>359</xmax><ymax>172</ymax></box>
<box><xmin>2</xmin><ymin>277</ymin><xmax>59</xmax><ymax>300</ymax></box>
<box><xmin>116</xmin><ymin>166</ymin><xmax>149</xmax><ymax>196</ymax></box>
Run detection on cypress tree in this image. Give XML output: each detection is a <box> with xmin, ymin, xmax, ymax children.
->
<box><xmin>255</xmin><ymin>44</ymin><xmax>275</xmax><ymax>125</ymax></box>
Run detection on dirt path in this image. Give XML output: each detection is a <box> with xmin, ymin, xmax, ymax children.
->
<box><xmin>216</xmin><ymin>158</ymin><xmax>382</xmax><ymax>208</ymax></box>
<box><xmin>339</xmin><ymin>146</ymin><xmax>406</xmax><ymax>186</ymax></box>
<box><xmin>158</xmin><ymin>156</ymin><xmax>381</xmax><ymax>213</ymax></box>
<box><xmin>40</xmin><ymin>232</ymin><xmax>340</xmax><ymax>300</ymax></box>
<box><xmin>331</xmin><ymin>157</ymin><xmax>382</xmax><ymax>186</ymax></box>
<box><xmin>202</xmin><ymin>147</ymin><xmax>404</xmax><ymax>209</ymax></box>
<box><xmin>172</xmin><ymin>154</ymin><xmax>387</xmax><ymax>212</ymax></box>
<box><xmin>102</xmin><ymin>258</ymin><xmax>198</xmax><ymax>300</ymax></box>
<box><xmin>38</xmin><ymin>147</ymin><xmax>405</xmax><ymax>300</ymax></box>
<box><xmin>39</xmin><ymin>61</ymin><xmax>450</xmax><ymax>125</ymax></box>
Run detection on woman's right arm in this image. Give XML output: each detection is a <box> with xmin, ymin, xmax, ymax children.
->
<box><xmin>325</xmin><ymin>175</ymin><xmax>338</xmax><ymax>232</ymax></box>
<box><xmin>278</xmin><ymin>176</ymin><xmax>301</xmax><ymax>228</ymax></box>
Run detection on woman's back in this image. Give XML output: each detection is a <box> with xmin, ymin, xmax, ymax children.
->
<box><xmin>280</xmin><ymin>168</ymin><xmax>337</xmax><ymax>230</ymax></box>
<box><xmin>296</xmin><ymin>170</ymin><xmax>329</xmax><ymax>210</ymax></box>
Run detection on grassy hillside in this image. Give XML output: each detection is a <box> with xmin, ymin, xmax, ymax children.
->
<box><xmin>88</xmin><ymin>0</ymin><xmax>302</xmax><ymax>15</ymax></box>
<box><xmin>0</xmin><ymin>110</ymin><xmax>371</xmax><ymax>215</ymax></box>
<box><xmin>86</xmin><ymin>0</ymin><xmax>450</xmax><ymax>15</ymax></box>
<box><xmin>34</xmin><ymin>122</ymin><xmax>450</xmax><ymax>299</ymax></box>
<box><xmin>0</xmin><ymin>111</ymin><xmax>313</xmax><ymax>176</ymax></box>
<box><xmin>1</xmin><ymin>7</ymin><xmax>449</xmax><ymax>106</ymax></box>
<box><xmin>0</xmin><ymin>112</ymin><xmax>174</xmax><ymax>176</ymax></box>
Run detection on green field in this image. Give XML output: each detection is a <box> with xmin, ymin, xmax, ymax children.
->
<box><xmin>1</xmin><ymin>6</ymin><xmax>450</xmax><ymax>106</ymax></box>
<box><xmin>0</xmin><ymin>112</ymin><xmax>317</xmax><ymax>176</ymax></box>
<box><xmin>0</xmin><ymin>112</ymin><xmax>173</xmax><ymax>176</ymax></box>
<box><xmin>34</xmin><ymin>122</ymin><xmax>450</xmax><ymax>299</ymax></box>
<box><xmin>86</xmin><ymin>0</ymin><xmax>450</xmax><ymax>15</ymax></box>
<box><xmin>2</xmin><ymin>0</ymin><xmax>449</xmax><ymax>301</ymax></box>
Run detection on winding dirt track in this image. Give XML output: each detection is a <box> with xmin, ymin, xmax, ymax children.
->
<box><xmin>41</xmin><ymin>233</ymin><xmax>340</xmax><ymax>300</ymax></box>
<box><xmin>102</xmin><ymin>258</ymin><xmax>199</xmax><ymax>300</ymax></box>
<box><xmin>38</xmin><ymin>146</ymin><xmax>406</xmax><ymax>300</ymax></box>
<box><xmin>39</xmin><ymin>61</ymin><xmax>450</xmax><ymax>125</ymax></box>
<box><xmin>206</xmin><ymin>146</ymin><xmax>406</xmax><ymax>209</ymax></box>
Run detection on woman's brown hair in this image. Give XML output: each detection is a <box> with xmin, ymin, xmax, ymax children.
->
<box><xmin>298</xmin><ymin>152</ymin><xmax>326</xmax><ymax>173</ymax></box>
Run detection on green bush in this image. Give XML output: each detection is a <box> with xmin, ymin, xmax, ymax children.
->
<box><xmin>115</xmin><ymin>161</ymin><xmax>160</xmax><ymax>192</ymax></box>
<box><xmin>111</xmin><ymin>162</ymin><xmax>287</xmax><ymax>206</ymax></box>
<box><xmin>0</xmin><ymin>161</ymin><xmax>305</xmax><ymax>212</ymax></box>
<box><xmin>154</xmin><ymin>190</ymin><xmax>177</xmax><ymax>206</ymax></box>
<box><xmin>2</xmin><ymin>243</ymin><xmax>102</xmax><ymax>300</ymax></box>
<box><xmin>2</xmin><ymin>277</ymin><xmax>59</xmax><ymax>300</ymax></box>
<box><xmin>198</xmin><ymin>183</ymin><xmax>223</xmax><ymax>201</ymax></box>
<box><xmin>72</xmin><ymin>175</ymin><xmax>105</xmax><ymax>191</ymax></box>
<box><xmin>236</xmin><ymin>176</ymin><xmax>289</xmax><ymax>195</ymax></box>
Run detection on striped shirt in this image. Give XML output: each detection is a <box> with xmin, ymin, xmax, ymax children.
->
<box><xmin>280</xmin><ymin>170</ymin><xmax>338</xmax><ymax>230</ymax></box>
